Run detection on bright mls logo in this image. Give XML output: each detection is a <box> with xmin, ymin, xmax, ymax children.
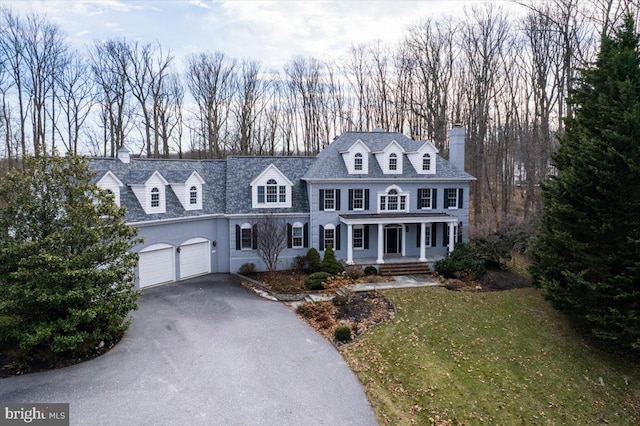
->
<box><xmin>0</xmin><ymin>404</ymin><xmax>68</xmax><ymax>426</ymax></box>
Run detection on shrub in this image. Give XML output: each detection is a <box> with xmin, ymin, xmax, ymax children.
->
<box><xmin>304</xmin><ymin>271</ymin><xmax>332</xmax><ymax>290</ymax></box>
<box><xmin>293</xmin><ymin>255</ymin><xmax>308</xmax><ymax>272</ymax></box>
<box><xmin>434</xmin><ymin>243</ymin><xmax>486</xmax><ymax>280</ymax></box>
<box><xmin>306</xmin><ymin>248</ymin><xmax>321</xmax><ymax>273</ymax></box>
<box><xmin>345</xmin><ymin>265</ymin><xmax>364</xmax><ymax>280</ymax></box>
<box><xmin>334</xmin><ymin>325</ymin><xmax>352</xmax><ymax>342</ymax></box>
<box><xmin>332</xmin><ymin>294</ymin><xmax>349</xmax><ymax>306</ymax></box>
<box><xmin>363</xmin><ymin>265</ymin><xmax>378</xmax><ymax>276</ymax></box>
<box><xmin>238</xmin><ymin>263</ymin><xmax>256</xmax><ymax>275</ymax></box>
<box><xmin>296</xmin><ymin>302</ymin><xmax>315</xmax><ymax>318</ymax></box>
<box><xmin>321</xmin><ymin>246</ymin><xmax>343</xmax><ymax>275</ymax></box>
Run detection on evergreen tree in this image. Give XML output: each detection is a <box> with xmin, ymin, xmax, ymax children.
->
<box><xmin>320</xmin><ymin>246</ymin><xmax>343</xmax><ymax>275</ymax></box>
<box><xmin>0</xmin><ymin>155</ymin><xmax>141</xmax><ymax>363</ymax></box>
<box><xmin>530</xmin><ymin>15</ymin><xmax>640</xmax><ymax>350</ymax></box>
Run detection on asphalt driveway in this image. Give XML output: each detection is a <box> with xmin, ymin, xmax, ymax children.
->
<box><xmin>0</xmin><ymin>274</ymin><xmax>378</xmax><ymax>425</ymax></box>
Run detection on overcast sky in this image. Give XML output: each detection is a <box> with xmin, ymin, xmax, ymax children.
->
<box><xmin>3</xmin><ymin>0</ymin><xmax>523</xmax><ymax>70</ymax></box>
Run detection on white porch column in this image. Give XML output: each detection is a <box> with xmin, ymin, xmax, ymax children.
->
<box><xmin>346</xmin><ymin>224</ymin><xmax>354</xmax><ymax>265</ymax></box>
<box><xmin>419</xmin><ymin>222</ymin><xmax>426</xmax><ymax>261</ymax></box>
<box><xmin>448</xmin><ymin>221</ymin><xmax>455</xmax><ymax>253</ymax></box>
<box><xmin>401</xmin><ymin>224</ymin><xmax>406</xmax><ymax>256</ymax></box>
<box><xmin>377</xmin><ymin>223</ymin><xmax>384</xmax><ymax>264</ymax></box>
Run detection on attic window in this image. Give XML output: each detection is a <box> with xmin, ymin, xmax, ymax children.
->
<box><xmin>422</xmin><ymin>153</ymin><xmax>431</xmax><ymax>171</ymax></box>
<box><xmin>354</xmin><ymin>153</ymin><xmax>363</xmax><ymax>171</ymax></box>
<box><xmin>151</xmin><ymin>187</ymin><xmax>160</xmax><ymax>208</ymax></box>
<box><xmin>389</xmin><ymin>153</ymin><xmax>397</xmax><ymax>171</ymax></box>
<box><xmin>189</xmin><ymin>186</ymin><xmax>198</xmax><ymax>205</ymax></box>
<box><xmin>257</xmin><ymin>178</ymin><xmax>287</xmax><ymax>205</ymax></box>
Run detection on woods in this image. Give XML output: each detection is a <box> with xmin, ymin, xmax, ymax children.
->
<box><xmin>0</xmin><ymin>1</ymin><xmax>638</xmax><ymax>226</ymax></box>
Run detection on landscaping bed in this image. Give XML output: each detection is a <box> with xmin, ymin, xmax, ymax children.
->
<box><xmin>246</xmin><ymin>269</ymin><xmax>390</xmax><ymax>293</ymax></box>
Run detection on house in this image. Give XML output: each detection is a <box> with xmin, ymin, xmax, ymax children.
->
<box><xmin>91</xmin><ymin>127</ymin><xmax>475</xmax><ymax>289</ymax></box>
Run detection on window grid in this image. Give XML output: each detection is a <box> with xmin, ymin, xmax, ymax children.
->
<box><xmin>353</xmin><ymin>226</ymin><xmax>364</xmax><ymax>249</ymax></box>
<box><xmin>266</xmin><ymin>179</ymin><xmax>278</xmax><ymax>203</ymax></box>
<box><xmin>389</xmin><ymin>153</ymin><xmax>397</xmax><ymax>171</ymax></box>
<box><xmin>151</xmin><ymin>187</ymin><xmax>160</xmax><ymax>208</ymax></box>
<box><xmin>324</xmin><ymin>189</ymin><xmax>335</xmax><ymax>210</ymax></box>
<box><xmin>424</xmin><ymin>226</ymin><xmax>431</xmax><ymax>247</ymax></box>
<box><xmin>423</xmin><ymin>154</ymin><xmax>431</xmax><ymax>171</ymax></box>
<box><xmin>447</xmin><ymin>188</ymin><xmax>458</xmax><ymax>208</ymax></box>
<box><xmin>379</xmin><ymin>191</ymin><xmax>407</xmax><ymax>211</ymax></box>
<box><xmin>352</xmin><ymin>189</ymin><xmax>364</xmax><ymax>210</ymax></box>
<box><xmin>420</xmin><ymin>188</ymin><xmax>431</xmax><ymax>209</ymax></box>
<box><xmin>354</xmin><ymin>153</ymin><xmax>363</xmax><ymax>171</ymax></box>
<box><xmin>189</xmin><ymin>186</ymin><xmax>198</xmax><ymax>205</ymax></box>
<box><xmin>241</xmin><ymin>228</ymin><xmax>252</xmax><ymax>250</ymax></box>
<box><xmin>292</xmin><ymin>225</ymin><xmax>303</xmax><ymax>248</ymax></box>
<box><xmin>324</xmin><ymin>228</ymin><xmax>335</xmax><ymax>249</ymax></box>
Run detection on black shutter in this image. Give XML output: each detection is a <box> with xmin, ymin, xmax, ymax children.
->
<box><xmin>364</xmin><ymin>189</ymin><xmax>370</xmax><ymax>210</ymax></box>
<box><xmin>348</xmin><ymin>189</ymin><xmax>353</xmax><ymax>210</ymax></box>
<box><xmin>336</xmin><ymin>189</ymin><xmax>341</xmax><ymax>211</ymax></box>
<box><xmin>443</xmin><ymin>223</ymin><xmax>448</xmax><ymax>247</ymax></box>
<box><xmin>336</xmin><ymin>224</ymin><xmax>341</xmax><ymax>250</ymax></box>
<box><xmin>319</xmin><ymin>225</ymin><xmax>324</xmax><ymax>251</ymax></box>
<box><xmin>235</xmin><ymin>224</ymin><xmax>241</xmax><ymax>250</ymax></box>
<box><xmin>364</xmin><ymin>225</ymin><xmax>369</xmax><ymax>249</ymax></box>
<box><xmin>252</xmin><ymin>224</ymin><xmax>258</xmax><ymax>249</ymax></box>
<box><xmin>433</xmin><ymin>189</ymin><xmax>437</xmax><ymax>210</ymax></box>
<box><xmin>416</xmin><ymin>224</ymin><xmax>421</xmax><ymax>247</ymax></box>
<box><xmin>458</xmin><ymin>222</ymin><xmax>463</xmax><ymax>243</ymax></box>
<box><xmin>319</xmin><ymin>189</ymin><xmax>325</xmax><ymax>211</ymax></box>
<box><xmin>417</xmin><ymin>189</ymin><xmax>423</xmax><ymax>209</ymax></box>
<box><xmin>458</xmin><ymin>188</ymin><xmax>464</xmax><ymax>209</ymax></box>
<box><xmin>303</xmin><ymin>223</ymin><xmax>309</xmax><ymax>248</ymax></box>
<box><xmin>287</xmin><ymin>223</ymin><xmax>292</xmax><ymax>248</ymax></box>
<box><xmin>444</xmin><ymin>189</ymin><xmax>448</xmax><ymax>209</ymax></box>
<box><xmin>431</xmin><ymin>223</ymin><xmax>437</xmax><ymax>247</ymax></box>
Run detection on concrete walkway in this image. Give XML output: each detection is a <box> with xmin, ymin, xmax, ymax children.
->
<box><xmin>0</xmin><ymin>275</ymin><xmax>378</xmax><ymax>426</ymax></box>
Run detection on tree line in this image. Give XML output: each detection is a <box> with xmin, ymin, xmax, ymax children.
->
<box><xmin>0</xmin><ymin>1</ymin><xmax>637</xmax><ymax>226</ymax></box>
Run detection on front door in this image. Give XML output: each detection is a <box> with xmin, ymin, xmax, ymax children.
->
<box><xmin>384</xmin><ymin>225</ymin><xmax>402</xmax><ymax>255</ymax></box>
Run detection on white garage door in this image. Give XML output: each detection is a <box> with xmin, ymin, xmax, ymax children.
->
<box><xmin>139</xmin><ymin>244</ymin><xmax>175</xmax><ymax>288</ymax></box>
<box><xmin>179</xmin><ymin>238</ymin><xmax>210</xmax><ymax>279</ymax></box>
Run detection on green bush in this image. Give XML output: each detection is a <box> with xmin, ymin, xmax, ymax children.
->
<box><xmin>320</xmin><ymin>246</ymin><xmax>343</xmax><ymax>275</ymax></box>
<box><xmin>364</xmin><ymin>265</ymin><xmax>378</xmax><ymax>276</ymax></box>
<box><xmin>238</xmin><ymin>263</ymin><xmax>256</xmax><ymax>275</ymax></box>
<box><xmin>334</xmin><ymin>325</ymin><xmax>352</xmax><ymax>342</ymax></box>
<box><xmin>304</xmin><ymin>271</ymin><xmax>332</xmax><ymax>290</ymax></box>
<box><xmin>434</xmin><ymin>243</ymin><xmax>486</xmax><ymax>280</ymax></box>
<box><xmin>306</xmin><ymin>248</ymin><xmax>321</xmax><ymax>273</ymax></box>
<box><xmin>345</xmin><ymin>265</ymin><xmax>364</xmax><ymax>280</ymax></box>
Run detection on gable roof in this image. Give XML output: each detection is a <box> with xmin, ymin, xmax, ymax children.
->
<box><xmin>303</xmin><ymin>131</ymin><xmax>475</xmax><ymax>180</ymax></box>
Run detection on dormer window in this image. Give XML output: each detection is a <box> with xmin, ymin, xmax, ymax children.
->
<box><xmin>151</xmin><ymin>187</ymin><xmax>160</xmax><ymax>208</ymax></box>
<box><xmin>259</xmin><ymin>179</ymin><xmax>286</xmax><ymax>204</ymax></box>
<box><xmin>354</xmin><ymin>153</ymin><xmax>363</xmax><ymax>171</ymax></box>
<box><xmin>189</xmin><ymin>186</ymin><xmax>198</xmax><ymax>205</ymax></box>
<box><xmin>422</xmin><ymin>154</ymin><xmax>431</xmax><ymax>171</ymax></box>
<box><xmin>251</xmin><ymin>164</ymin><xmax>292</xmax><ymax>208</ymax></box>
<box><xmin>389</xmin><ymin>153</ymin><xmax>398</xmax><ymax>171</ymax></box>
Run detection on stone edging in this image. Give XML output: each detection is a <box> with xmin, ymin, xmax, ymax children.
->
<box><xmin>233</xmin><ymin>273</ymin><xmax>323</xmax><ymax>302</ymax></box>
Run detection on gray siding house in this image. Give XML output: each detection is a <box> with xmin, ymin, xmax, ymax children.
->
<box><xmin>91</xmin><ymin>127</ymin><xmax>474</xmax><ymax>289</ymax></box>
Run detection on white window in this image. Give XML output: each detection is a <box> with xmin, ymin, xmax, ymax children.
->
<box><xmin>420</xmin><ymin>188</ymin><xmax>433</xmax><ymax>209</ymax></box>
<box><xmin>266</xmin><ymin>179</ymin><xmax>278</xmax><ymax>203</ymax></box>
<box><xmin>424</xmin><ymin>225</ymin><xmax>432</xmax><ymax>247</ymax></box>
<box><xmin>352</xmin><ymin>189</ymin><xmax>364</xmax><ymax>210</ymax></box>
<box><xmin>324</xmin><ymin>226</ymin><xmax>335</xmax><ymax>249</ymax></box>
<box><xmin>379</xmin><ymin>188</ymin><xmax>407</xmax><ymax>212</ymax></box>
<box><xmin>241</xmin><ymin>223</ymin><xmax>253</xmax><ymax>250</ymax></box>
<box><xmin>189</xmin><ymin>185</ymin><xmax>198</xmax><ymax>205</ymax></box>
<box><xmin>258</xmin><ymin>179</ymin><xmax>286</xmax><ymax>205</ymax></box>
<box><xmin>324</xmin><ymin>189</ymin><xmax>335</xmax><ymax>211</ymax></box>
<box><xmin>422</xmin><ymin>153</ymin><xmax>431</xmax><ymax>171</ymax></box>
<box><xmin>292</xmin><ymin>223</ymin><xmax>303</xmax><ymax>248</ymax></box>
<box><xmin>151</xmin><ymin>187</ymin><xmax>160</xmax><ymax>208</ymax></box>
<box><xmin>353</xmin><ymin>225</ymin><xmax>364</xmax><ymax>249</ymax></box>
<box><xmin>389</xmin><ymin>153</ymin><xmax>398</xmax><ymax>171</ymax></box>
<box><xmin>354</xmin><ymin>153</ymin><xmax>363</xmax><ymax>171</ymax></box>
<box><xmin>446</xmin><ymin>188</ymin><xmax>459</xmax><ymax>209</ymax></box>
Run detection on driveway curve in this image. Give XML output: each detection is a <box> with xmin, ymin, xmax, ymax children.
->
<box><xmin>0</xmin><ymin>275</ymin><xmax>377</xmax><ymax>425</ymax></box>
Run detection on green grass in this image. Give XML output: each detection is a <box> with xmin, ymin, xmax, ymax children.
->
<box><xmin>342</xmin><ymin>287</ymin><xmax>640</xmax><ymax>425</ymax></box>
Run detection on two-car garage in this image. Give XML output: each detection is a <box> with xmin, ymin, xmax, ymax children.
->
<box><xmin>138</xmin><ymin>238</ymin><xmax>211</xmax><ymax>289</ymax></box>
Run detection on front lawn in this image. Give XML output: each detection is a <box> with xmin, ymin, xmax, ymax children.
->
<box><xmin>342</xmin><ymin>287</ymin><xmax>640</xmax><ymax>425</ymax></box>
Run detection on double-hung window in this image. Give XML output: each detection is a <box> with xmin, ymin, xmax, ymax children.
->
<box><xmin>354</xmin><ymin>153</ymin><xmax>363</xmax><ymax>171</ymax></box>
<box><xmin>422</xmin><ymin>153</ymin><xmax>431</xmax><ymax>171</ymax></box>
<box><xmin>151</xmin><ymin>187</ymin><xmax>160</xmax><ymax>208</ymax></box>
<box><xmin>324</xmin><ymin>189</ymin><xmax>336</xmax><ymax>211</ymax></box>
<box><xmin>324</xmin><ymin>227</ymin><xmax>335</xmax><ymax>249</ymax></box>
<box><xmin>292</xmin><ymin>224</ymin><xmax>303</xmax><ymax>248</ymax></box>
<box><xmin>419</xmin><ymin>188</ymin><xmax>433</xmax><ymax>209</ymax></box>
<box><xmin>352</xmin><ymin>189</ymin><xmax>364</xmax><ymax>210</ymax></box>
<box><xmin>446</xmin><ymin>188</ymin><xmax>462</xmax><ymax>209</ymax></box>
<box><xmin>241</xmin><ymin>224</ymin><xmax>253</xmax><ymax>250</ymax></box>
<box><xmin>424</xmin><ymin>225</ymin><xmax>432</xmax><ymax>247</ymax></box>
<box><xmin>353</xmin><ymin>226</ymin><xmax>364</xmax><ymax>249</ymax></box>
<box><xmin>380</xmin><ymin>188</ymin><xmax>407</xmax><ymax>211</ymax></box>
<box><xmin>258</xmin><ymin>179</ymin><xmax>287</xmax><ymax>205</ymax></box>
<box><xmin>389</xmin><ymin>153</ymin><xmax>397</xmax><ymax>171</ymax></box>
<box><xmin>189</xmin><ymin>186</ymin><xmax>198</xmax><ymax>205</ymax></box>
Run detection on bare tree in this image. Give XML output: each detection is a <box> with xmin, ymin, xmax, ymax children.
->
<box><xmin>254</xmin><ymin>214</ymin><xmax>288</xmax><ymax>272</ymax></box>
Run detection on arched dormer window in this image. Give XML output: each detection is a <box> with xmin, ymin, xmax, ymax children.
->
<box><xmin>422</xmin><ymin>153</ymin><xmax>431</xmax><ymax>171</ymax></box>
<box><xmin>354</xmin><ymin>153</ymin><xmax>363</xmax><ymax>171</ymax></box>
<box><xmin>389</xmin><ymin>153</ymin><xmax>398</xmax><ymax>171</ymax></box>
<box><xmin>151</xmin><ymin>187</ymin><xmax>160</xmax><ymax>208</ymax></box>
<box><xmin>266</xmin><ymin>179</ymin><xmax>278</xmax><ymax>203</ymax></box>
<box><xmin>189</xmin><ymin>185</ymin><xmax>198</xmax><ymax>205</ymax></box>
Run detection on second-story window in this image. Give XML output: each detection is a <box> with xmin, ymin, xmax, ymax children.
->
<box><xmin>379</xmin><ymin>188</ymin><xmax>407</xmax><ymax>211</ymax></box>
<box><xmin>352</xmin><ymin>189</ymin><xmax>364</xmax><ymax>210</ymax></box>
<box><xmin>151</xmin><ymin>187</ymin><xmax>160</xmax><ymax>208</ymax></box>
<box><xmin>389</xmin><ymin>153</ymin><xmax>397</xmax><ymax>171</ymax></box>
<box><xmin>324</xmin><ymin>189</ymin><xmax>335</xmax><ymax>211</ymax></box>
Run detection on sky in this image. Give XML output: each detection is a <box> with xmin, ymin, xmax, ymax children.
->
<box><xmin>2</xmin><ymin>0</ymin><xmax>523</xmax><ymax>70</ymax></box>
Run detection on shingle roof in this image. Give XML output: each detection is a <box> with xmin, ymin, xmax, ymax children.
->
<box><xmin>303</xmin><ymin>131</ymin><xmax>475</xmax><ymax>180</ymax></box>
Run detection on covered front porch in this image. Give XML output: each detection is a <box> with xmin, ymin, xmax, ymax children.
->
<box><xmin>339</xmin><ymin>213</ymin><xmax>460</xmax><ymax>265</ymax></box>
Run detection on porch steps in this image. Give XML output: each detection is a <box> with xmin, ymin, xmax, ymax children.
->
<box><xmin>378</xmin><ymin>262</ymin><xmax>431</xmax><ymax>276</ymax></box>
